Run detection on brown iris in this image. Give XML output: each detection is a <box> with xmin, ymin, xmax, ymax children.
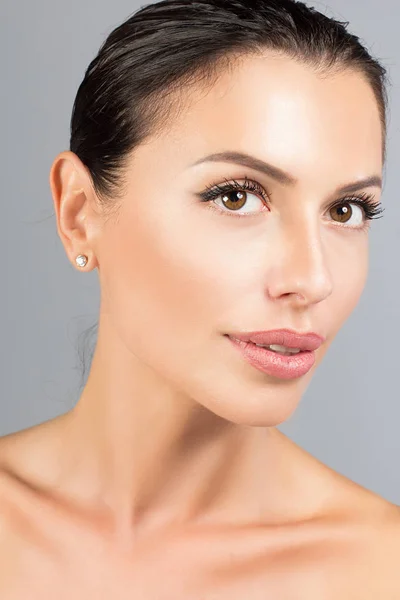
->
<box><xmin>330</xmin><ymin>203</ymin><xmax>352</xmax><ymax>223</ymax></box>
<box><xmin>221</xmin><ymin>190</ymin><xmax>247</xmax><ymax>211</ymax></box>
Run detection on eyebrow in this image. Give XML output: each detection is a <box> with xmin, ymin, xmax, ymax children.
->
<box><xmin>191</xmin><ymin>151</ymin><xmax>382</xmax><ymax>195</ymax></box>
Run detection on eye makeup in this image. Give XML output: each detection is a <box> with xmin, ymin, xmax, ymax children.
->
<box><xmin>196</xmin><ymin>175</ymin><xmax>385</xmax><ymax>232</ymax></box>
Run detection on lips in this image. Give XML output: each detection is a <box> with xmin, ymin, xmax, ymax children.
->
<box><xmin>226</xmin><ymin>336</ymin><xmax>317</xmax><ymax>379</ymax></box>
<box><xmin>226</xmin><ymin>329</ymin><xmax>325</xmax><ymax>352</ymax></box>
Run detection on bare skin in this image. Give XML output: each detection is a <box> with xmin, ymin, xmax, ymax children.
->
<box><xmin>1</xmin><ymin>53</ymin><xmax>399</xmax><ymax>598</ymax></box>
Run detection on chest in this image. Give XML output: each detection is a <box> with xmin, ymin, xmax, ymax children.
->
<box><xmin>0</xmin><ymin>525</ymin><xmax>395</xmax><ymax>600</ymax></box>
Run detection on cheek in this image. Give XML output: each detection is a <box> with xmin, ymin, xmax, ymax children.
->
<box><xmin>330</xmin><ymin>239</ymin><xmax>369</xmax><ymax>327</ymax></box>
<box><xmin>97</xmin><ymin>206</ymin><xmax>234</xmax><ymax>357</ymax></box>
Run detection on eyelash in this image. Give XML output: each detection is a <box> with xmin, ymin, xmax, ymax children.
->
<box><xmin>197</xmin><ymin>176</ymin><xmax>385</xmax><ymax>231</ymax></box>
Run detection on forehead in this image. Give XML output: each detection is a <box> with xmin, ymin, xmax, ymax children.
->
<box><xmin>153</xmin><ymin>54</ymin><xmax>382</xmax><ymax>185</ymax></box>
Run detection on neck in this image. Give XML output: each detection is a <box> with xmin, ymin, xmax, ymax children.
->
<box><xmin>49</xmin><ymin>316</ymin><xmax>297</xmax><ymax>542</ymax></box>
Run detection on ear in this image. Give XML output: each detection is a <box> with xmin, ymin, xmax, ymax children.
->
<box><xmin>49</xmin><ymin>151</ymin><xmax>101</xmax><ymax>271</ymax></box>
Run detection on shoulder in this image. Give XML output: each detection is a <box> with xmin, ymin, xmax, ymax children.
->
<box><xmin>274</xmin><ymin>428</ymin><xmax>400</xmax><ymax>548</ymax></box>
<box><xmin>0</xmin><ymin>418</ymin><xmax>69</xmax><ymax>541</ymax></box>
<box><xmin>313</xmin><ymin>445</ymin><xmax>400</xmax><ymax>542</ymax></box>
<box><xmin>345</xmin><ymin>499</ymin><xmax>400</xmax><ymax>596</ymax></box>
<box><xmin>306</xmin><ymin>449</ymin><xmax>400</xmax><ymax>594</ymax></box>
<box><xmin>0</xmin><ymin>414</ymin><xmax>70</xmax><ymax>487</ymax></box>
<box><xmin>303</xmin><ymin>501</ymin><xmax>400</xmax><ymax>598</ymax></box>
<box><xmin>301</xmin><ymin>455</ymin><xmax>400</xmax><ymax>594</ymax></box>
<box><xmin>274</xmin><ymin>427</ymin><xmax>399</xmax><ymax>517</ymax></box>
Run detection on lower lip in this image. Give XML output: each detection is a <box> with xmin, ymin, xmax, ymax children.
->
<box><xmin>226</xmin><ymin>336</ymin><xmax>316</xmax><ymax>380</ymax></box>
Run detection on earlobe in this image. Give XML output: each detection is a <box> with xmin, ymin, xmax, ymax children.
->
<box><xmin>49</xmin><ymin>151</ymin><xmax>99</xmax><ymax>270</ymax></box>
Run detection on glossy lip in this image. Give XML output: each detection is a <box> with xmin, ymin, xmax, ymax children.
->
<box><xmin>226</xmin><ymin>335</ymin><xmax>317</xmax><ymax>379</ymax></box>
<box><xmin>225</xmin><ymin>329</ymin><xmax>325</xmax><ymax>351</ymax></box>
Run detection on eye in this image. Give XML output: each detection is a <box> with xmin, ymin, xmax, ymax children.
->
<box><xmin>198</xmin><ymin>177</ymin><xmax>270</xmax><ymax>217</ymax></box>
<box><xmin>326</xmin><ymin>193</ymin><xmax>384</xmax><ymax>230</ymax></box>
<box><xmin>328</xmin><ymin>201</ymin><xmax>364</xmax><ymax>227</ymax></box>
<box><xmin>215</xmin><ymin>188</ymin><xmax>265</xmax><ymax>214</ymax></box>
<box><xmin>197</xmin><ymin>179</ymin><xmax>384</xmax><ymax>229</ymax></box>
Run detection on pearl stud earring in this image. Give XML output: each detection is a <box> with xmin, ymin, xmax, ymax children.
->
<box><xmin>75</xmin><ymin>254</ymin><xmax>88</xmax><ymax>268</ymax></box>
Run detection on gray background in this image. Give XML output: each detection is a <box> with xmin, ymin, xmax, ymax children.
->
<box><xmin>1</xmin><ymin>1</ymin><xmax>399</xmax><ymax>503</ymax></box>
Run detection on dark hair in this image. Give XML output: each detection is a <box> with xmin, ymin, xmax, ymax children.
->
<box><xmin>70</xmin><ymin>0</ymin><xmax>390</xmax><ymax>209</ymax></box>
<box><xmin>69</xmin><ymin>0</ymin><xmax>390</xmax><ymax>387</ymax></box>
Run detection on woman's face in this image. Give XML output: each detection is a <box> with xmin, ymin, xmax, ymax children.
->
<box><xmin>93</xmin><ymin>54</ymin><xmax>383</xmax><ymax>426</ymax></box>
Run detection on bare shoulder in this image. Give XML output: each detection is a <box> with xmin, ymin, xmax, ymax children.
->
<box><xmin>0</xmin><ymin>414</ymin><xmax>70</xmax><ymax>482</ymax></box>
<box><xmin>336</xmin><ymin>493</ymin><xmax>400</xmax><ymax>597</ymax></box>
<box><xmin>0</xmin><ymin>418</ymin><xmax>74</xmax><ymax>563</ymax></box>
<box><xmin>273</xmin><ymin>430</ymin><xmax>400</xmax><ymax>596</ymax></box>
<box><xmin>0</xmin><ymin>416</ymin><xmax>71</xmax><ymax>538</ymax></box>
<box><xmin>273</xmin><ymin>428</ymin><xmax>400</xmax><ymax>544</ymax></box>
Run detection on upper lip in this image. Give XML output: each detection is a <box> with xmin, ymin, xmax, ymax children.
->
<box><xmin>227</xmin><ymin>329</ymin><xmax>325</xmax><ymax>351</ymax></box>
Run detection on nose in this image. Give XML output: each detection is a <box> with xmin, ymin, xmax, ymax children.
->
<box><xmin>266</xmin><ymin>218</ymin><xmax>333</xmax><ymax>307</ymax></box>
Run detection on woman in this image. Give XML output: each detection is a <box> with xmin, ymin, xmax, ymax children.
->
<box><xmin>0</xmin><ymin>0</ymin><xmax>399</xmax><ymax>596</ymax></box>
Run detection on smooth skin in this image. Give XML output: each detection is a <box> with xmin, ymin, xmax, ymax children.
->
<box><xmin>0</xmin><ymin>53</ymin><xmax>399</xmax><ymax>598</ymax></box>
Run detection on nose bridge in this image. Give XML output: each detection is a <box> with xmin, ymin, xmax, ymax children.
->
<box><xmin>267</xmin><ymin>213</ymin><xmax>333</xmax><ymax>305</ymax></box>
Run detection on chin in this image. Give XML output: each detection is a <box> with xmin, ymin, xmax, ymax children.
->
<box><xmin>182</xmin><ymin>368</ymin><xmax>314</xmax><ymax>428</ymax></box>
